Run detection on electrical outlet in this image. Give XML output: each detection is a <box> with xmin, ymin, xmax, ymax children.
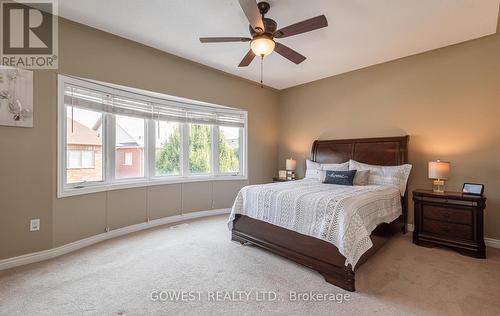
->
<box><xmin>30</xmin><ymin>219</ymin><xmax>40</xmax><ymax>231</ymax></box>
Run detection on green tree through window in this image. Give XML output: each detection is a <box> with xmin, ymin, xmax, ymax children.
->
<box><xmin>219</xmin><ymin>128</ymin><xmax>239</xmax><ymax>173</ymax></box>
<box><xmin>188</xmin><ymin>124</ymin><xmax>211</xmax><ymax>173</ymax></box>
<box><xmin>155</xmin><ymin>124</ymin><xmax>240</xmax><ymax>174</ymax></box>
<box><xmin>155</xmin><ymin>125</ymin><xmax>181</xmax><ymax>175</ymax></box>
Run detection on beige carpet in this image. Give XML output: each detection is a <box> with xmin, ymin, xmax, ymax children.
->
<box><xmin>1</xmin><ymin>215</ymin><xmax>499</xmax><ymax>316</ymax></box>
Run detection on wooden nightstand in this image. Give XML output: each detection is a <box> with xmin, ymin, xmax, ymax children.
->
<box><xmin>413</xmin><ymin>189</ymin><xmax>486</xmax><ymax>258</ymax></box>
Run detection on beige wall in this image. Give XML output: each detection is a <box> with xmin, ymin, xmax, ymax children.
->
<box><xmin>0</xmin><ymin>20</ymin><xmax>279</xmax><ymax>259</ymax></box>
<box><xmin>278</xmin><ymin>32</ymin><xmax>500</xmax><ymax>239</ymax></box>
<box><xmin>0</xmin><ymin>71</ymin><xmax>54</xmax><ymax>259</ymax></box>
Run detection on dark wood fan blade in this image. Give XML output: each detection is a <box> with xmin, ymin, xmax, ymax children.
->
<box><xmin>238</xmin><ymin>50</ymin><xmax>256</xmax><ymax>67</ymax></box>
<box><xmin>274</xmin><ymin>15</ymin><xmax>328</xmax><ymax>38</ymax></box>
<box><xmin>274</xmin><ymin>42</ymin><xmax>306</xmax><ymax>64</ymax></box>
<box><xmin>238</xmin><ymin>0</ymin><xmax>265</xmax><ymax>32</ymax></box>
<box><xmin>200</xmin><ymin>37</ymin><xmax>251</xmax><ymax>43</ymax></box>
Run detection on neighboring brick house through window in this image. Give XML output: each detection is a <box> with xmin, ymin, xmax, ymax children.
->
<box><xmin>114</xmin><ymin>119</ymin><xmax>144</xmax><ymax>179</ymax></box>
<box><xmin>66</xmin><ymin>117</ymin><xmax>144</xmax><ymax>183</ymax></box>
<box><xmin>66</xmin><ymin>118</ymin><xmax>103</xmax><ymax>184</ymax></box>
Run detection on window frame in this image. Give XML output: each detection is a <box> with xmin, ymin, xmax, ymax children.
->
<box><xmin>113</xmin><ymin>115</ymin><xmax>147</xmax><ymax>181</ymax></box>
<box><xmin>57</xmin><ymin>75</ymin><xmax>248</xmax><ymax>198</ymax></box>
<box><xmin>216</xmin><ymin>125</ymin><xmax>244</xmax><ymax>176</ymax></box>
<box><xmin>61</xmin><ymin>105</ymin><xmax>106</xmax><ymax>188</ymax></box>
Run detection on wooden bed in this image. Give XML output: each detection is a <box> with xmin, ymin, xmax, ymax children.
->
<box><xmin>231</xmin><ymin>136</ymin><xmax>409</xmax><ymax>292</ymax></box>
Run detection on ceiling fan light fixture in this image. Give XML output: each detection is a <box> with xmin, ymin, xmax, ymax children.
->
<box><xmin>250</xmin><ymin>35</ymin><xmax>275</xmax><ymax>57</ymax></box>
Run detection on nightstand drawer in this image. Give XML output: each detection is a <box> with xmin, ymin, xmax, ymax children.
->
<box><xmin>420</xmin><ymin>197</ymin><xmax>477</xmax><ymax>206</ymax></box>
<box><xmin>422</xmin><ymin>219</ymin><xmax>472</xmax><ymax>240</ymax></box>
<box><xmin>423</xmin><ymin>205</ymin><xmax>472</xmax><ymax>225</ymax></box>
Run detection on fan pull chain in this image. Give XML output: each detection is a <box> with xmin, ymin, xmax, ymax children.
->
<box><xmin>260</xmin><ymin>55</ymin><xmax>264</xmax><ymax>88</ymax></box>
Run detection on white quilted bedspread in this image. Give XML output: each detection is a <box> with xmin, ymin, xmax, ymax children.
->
<box><xmin>228</xmin><ymin>179</ymin><xmax>402</xmax><ymax>268</ymax></box>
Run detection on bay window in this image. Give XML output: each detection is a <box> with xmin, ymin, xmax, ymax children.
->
<box><xmin>58</xmin><ymin>75</ymin><xmax>247</xmax><ymax>198</ymax></box>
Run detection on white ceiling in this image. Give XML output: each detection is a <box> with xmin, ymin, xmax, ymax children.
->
<box><xmin>58</xmin><ymin>0</ymin><xmax>500</xmax><ymax>90</ymax></box>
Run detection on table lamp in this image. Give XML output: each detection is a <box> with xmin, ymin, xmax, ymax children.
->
<box><xmin>286</xmin><ymin>158</ymin><xmax>297</xmax><ymax>180</ymax></box>
<box><xmin>428</xmin><ymin>160</ymin><xmax>450</xmax><ymax>193</ymax></box>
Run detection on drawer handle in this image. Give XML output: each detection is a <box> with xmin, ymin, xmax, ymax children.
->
<box><xmin>443</xmin><ymin>212</ymin><xmax>451</xmax><ymax>218</ymax></box>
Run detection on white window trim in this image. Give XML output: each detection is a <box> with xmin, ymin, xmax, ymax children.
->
<box><xmin>57</xmin><ymin>75</ymin><xmax>248</xmax><ymax>198</ymax></box>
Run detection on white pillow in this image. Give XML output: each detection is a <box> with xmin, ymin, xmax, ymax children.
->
<box><xmin>305</xmin><ymin>160</ymin><xmax>322</xmax><ymax>180</ymax></box>
<box><xmin>349</xmin><ymin>160</ymin><xmax>412</xmax><ymax>196</ymax></box>
<box><xmin>305</xmin><ymin>160</ymin><xmax>349</xmax><ymax>180</ymax></box>
<box><xmin>352</xmin><ymin>170</ymin><xmax>370</xmax><ymax>186</ymax></box>
<box><xmin>322</xmin><ymin>161</ymin><xmax>349</xmax><ymax>171</ymax></box>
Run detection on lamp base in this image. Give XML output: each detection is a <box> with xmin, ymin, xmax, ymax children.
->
<box><xmin>286</xmin><ymin>170</ymin><xmax>295</xmax><ymax>181</ymax></box>
<box><xmin>432</xmin><ymin>179</ymin><xmax>445</xmax><ymax>193</ymax></box>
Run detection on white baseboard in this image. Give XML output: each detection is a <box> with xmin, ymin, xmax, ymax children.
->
<box><xmin>407</xmin><ymin>224</ymin><xmax>499</xmax><ymax>249</ymax></box>
<box><xmin>0</xmin><ymin>209</ymin><xmax>230</xmax><ymax>271</ymax></box>
<box><xmin>485</xmin><ymin>238</ymin><xmax>500</xmax><ymax>249</ymax></box>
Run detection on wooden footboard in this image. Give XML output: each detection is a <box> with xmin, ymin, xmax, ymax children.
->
<box><xmin>232</xmin><ymin>214</ymin><xmax>403</xmax><ymax>292</ymax></box>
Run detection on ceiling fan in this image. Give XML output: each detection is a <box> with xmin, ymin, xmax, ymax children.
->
<box><xmin>199</xmin><ymin>0</ymin><xmax>328</xmax><ymax>67</ymax></box>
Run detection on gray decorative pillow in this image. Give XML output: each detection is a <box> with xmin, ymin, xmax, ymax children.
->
<box><xmin>319</xmin><ymin>162</ymin><xmax>350</xmax><ymax>182</ymax></box>
<box><xmin>353</xmin><ymin>170</ymin><xmax>370</xmax><ymax>186</ymax></box>
<box><xmin>323</xmin><ymin>170</ymin><xmax>357</xmax><ymax>186</ymax></box>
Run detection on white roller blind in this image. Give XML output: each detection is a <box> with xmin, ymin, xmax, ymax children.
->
<box><xmin>187</xmin><ymin>110</ymin><xmax>217</xmax><ymax>125</ymax></box>
<box><xmin>216</xmin><ymin>112</ymin><xmax>245</xmax><ymax>128</ymax></box>
<box><xmin>64</xmin><ymin>83</ymin><xmax>245</xmax><ymax>127</ymax></box>
<box><xmin>111</xmin><ymin>95</ymin><xmax>152</xmax><ymax>119</ymax></box>
<box><xmin>64</xmin><ymin>85</ymin><xmax>111</xmax><ymax>113</ymax></box>
<box><xmin>153</xmin><ymin>103</ymin><xmax>187</xmax><ymax>123</ymax></box>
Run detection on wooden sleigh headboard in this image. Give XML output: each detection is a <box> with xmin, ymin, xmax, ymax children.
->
<box><xmin>311</xmin><ymin>136</ymin><xmax>408</xmax><ymax>166</ymax></box>
<box><xmin>311</xmin><ymin>136</ymin><xmax>410</xmax><ymax>232</ymax></box>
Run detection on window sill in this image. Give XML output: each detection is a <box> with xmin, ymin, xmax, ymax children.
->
<box><xmin>57</xmin><ymin>175</ymin><xmax>248</xmax><ymax>198</ymax></box>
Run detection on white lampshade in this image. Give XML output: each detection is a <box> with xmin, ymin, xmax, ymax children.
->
<box><xmin>286</xmin><ymin>158</ymin><xmax>297</xmax><ymax>171</ymax></box>
<box><xmin>428</xmin><ymin>160</ymin><xmax>450</xmax><ymax>180</ymax></box>
<box><xmin>250</xmin><ymin>35</ymin><xmax>275</xmax><ymax>57</ymax></box>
